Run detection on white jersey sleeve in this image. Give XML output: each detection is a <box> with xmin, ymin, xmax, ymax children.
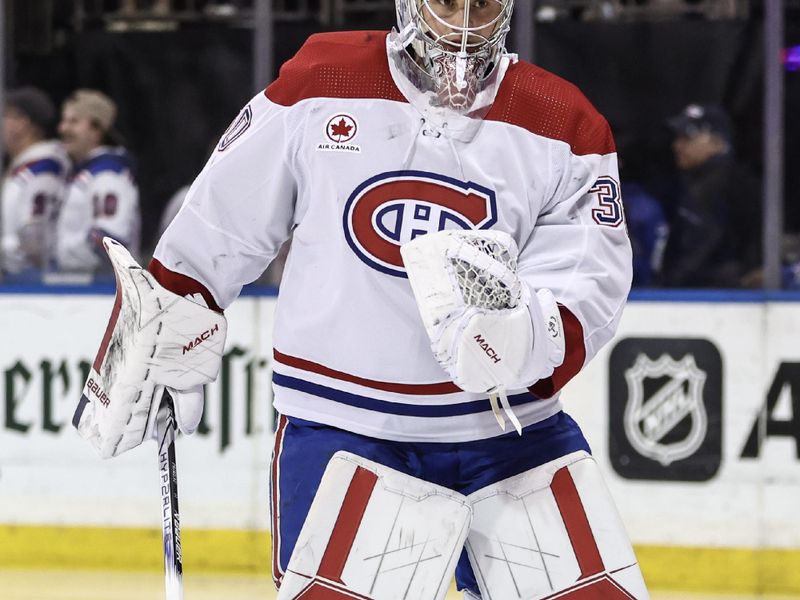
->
<box><xmin>518</xmin><ymin>113</ymin><xmax>631</xmax><ymax>399</ymax></box>
<box><xmin>153</xmin><ymin>92</ymin><xmax>299</xmax><ymax>308</ymax></box>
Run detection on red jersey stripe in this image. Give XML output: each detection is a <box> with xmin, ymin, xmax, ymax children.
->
<box><xmin>273</xmin><ymin>349</ymin><xmax>461</xmax><ymax>395</ymax></box>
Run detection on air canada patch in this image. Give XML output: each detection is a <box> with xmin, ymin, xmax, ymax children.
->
<box><xmin>218</xmin><ymin>105</ymin><xmax>252</xmax><ymax>151</ymax></box>
<box><xmin>318</xmin><ymin>114</ymin><xmax>360</xmax><ymax>153</ymax></box>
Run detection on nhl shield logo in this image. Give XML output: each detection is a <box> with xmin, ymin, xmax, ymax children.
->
<box><xmin>624</xmin><ymin>354</ymin><xmax>707</xmax><ymax>466</ymax></box>
<box><xmin>608</xmin><ymin>338</ymin><xmax>722</xmax><ymax>482</ymax></box>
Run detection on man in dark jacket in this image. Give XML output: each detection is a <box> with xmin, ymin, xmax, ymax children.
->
<box><xmin>661</xmin><ymin>103</ymin><xmax>761</xmax><ymax>287</ymax></box>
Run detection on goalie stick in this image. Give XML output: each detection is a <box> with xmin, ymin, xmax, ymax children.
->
<box><xmin>156</xmin><ymin>391</ymin><xmax>184</xmax><ymax>600</ymax></box>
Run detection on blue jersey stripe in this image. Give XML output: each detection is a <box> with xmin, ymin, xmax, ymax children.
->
<box><xmin>272</xmin><ymin>372</ymin><xmax>537</xmax><ymax>417</ymax></box>
<box><xmin>74</xmin><ymin>152</ymin><xmax>132</xmax><ymax>177</ymax></box>
<box><xmin>21</xmin><ymin>158</ymin><xmax>63</xmax><ymax>176</ymax></box>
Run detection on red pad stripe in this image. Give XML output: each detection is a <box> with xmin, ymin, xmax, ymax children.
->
<box><xmin>530</xmin><ymin>305</ymin><xmax>586</xmax><ymax>399</ymax></box>
<box><xmin>274</xmin><ymin>350</ymin><xmax>460</xmax><ymax>395</ymax></box>
<box><xmin>270</xmin><ymin>415</ymin><xmax>289</xmax><ymax>588</ymax></box>
<box><xmin>317</xmin><ymin>466</ymin><xmax>378</xmax><ymax>583</ymax></box>
<box><xmin>92</xmin><ymin>278</ymin><xmax>123</xmax><ymax>371</ymax></box>
<box><xmin>545</xmin><ymin>575</ymin><xmax>638</xmax><ymax>599</ymax></box>
<box><xmin>296</xmin><ymin>579</ymin><xmax>374</xmax><ymax>600</ymax></box>
<box><xmin>551</xmin><ymin>466</ymin><xmax>604</xmax><ymax>579</ymax></box>
<box><xmin>147</xmin><ymin>258</ymin><xmax>223</xmax><ymax>313</ymax></box>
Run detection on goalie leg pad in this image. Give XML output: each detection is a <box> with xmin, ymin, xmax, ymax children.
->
<box><xmin>276</xmin><ymin>451</ymin><xmax>473</xmax><ymax>600</ymax></box>
<box><xmin>464</xmin><ymin>451</ymin><xmax>649</xmax><ymax>599</ymax></box>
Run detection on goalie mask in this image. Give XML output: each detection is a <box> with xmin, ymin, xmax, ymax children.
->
<box><xmin>393</xmin><ymin>0</ymin><xmax>515</xmax><ymax>113</ymax></box>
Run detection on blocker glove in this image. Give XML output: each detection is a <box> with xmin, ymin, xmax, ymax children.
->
<box><xmin>73</xmin><ymin>238</ymin><xmax>227</xmax><ymax>458</ymax></box>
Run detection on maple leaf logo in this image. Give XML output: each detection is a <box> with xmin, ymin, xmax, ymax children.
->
<box><xmin>331</xmin><ymin>119</ymin><xmax>352</xmax><ymax>139</ymax></box>
<box><xmin>326</xmin><ymin>115</ymin><xmax>357</xmax><ymax>143</ymax></box>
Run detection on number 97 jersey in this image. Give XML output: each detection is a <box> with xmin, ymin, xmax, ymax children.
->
<box><xmin>1</xmin><ymin>140</ymin><xmax>69</xmax><ymax>274</ymax></box>
<box><xmin>154</xmin><ymin>30</ymin><xmax>632</xmax><ymax>444</ymax></box>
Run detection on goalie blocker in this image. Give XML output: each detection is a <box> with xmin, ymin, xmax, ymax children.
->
<box><xmin>73</xmin><ymin>238</ymin><xmax>227</xmax><ymax>459</ymax></box>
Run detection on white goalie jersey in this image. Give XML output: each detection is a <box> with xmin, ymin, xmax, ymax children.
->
<box><xmin>56</xmin><ymin>146</ymin><xmax>140</xmax><ymax>273</ymax></box>
<box><xmin>1</xmin><ymin>140</ymin><xmax>68</xmax><ymax>273</ymax></box>
<box><xmin>153</xmin><ymin>31</ymin><xmax>632</xmax><ymax>443</ymax></box>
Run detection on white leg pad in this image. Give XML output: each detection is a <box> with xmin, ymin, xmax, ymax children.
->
<box><xmin>276</xmin><ymin>451</ymin><xmax>473</xmax><ymax>600</ymax></box>
<box><xmin>465</xmin><ymin>451</ymin><xmax>649</xmax><ymax>599</ymax></box>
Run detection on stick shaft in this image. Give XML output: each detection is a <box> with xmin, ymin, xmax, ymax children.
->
<box><xmin>157</xmin><ymin>393</ymin><xmax>184</xmax><ymax>600</ymax></box>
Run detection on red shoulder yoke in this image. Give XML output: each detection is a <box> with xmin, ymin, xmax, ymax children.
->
<box><xmin>486</xmin><ymin>61</ymin><xmax>615</xmax><ymax>156</ymax></box>
<box><xmin>266</xmin><ymin>31</ymin><xmax>406</xmax><ymax>106</ymax></box>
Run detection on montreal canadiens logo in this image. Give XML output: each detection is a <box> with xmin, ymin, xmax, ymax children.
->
<box><xmin>343</xmin><ymin>170</ymin><xmax>498</xmax><ymax>277</ymax></box>
<box><xmin>326</xmin><ymin>114</ymin><xmax>357</xmax><ymax>143</ymax></box>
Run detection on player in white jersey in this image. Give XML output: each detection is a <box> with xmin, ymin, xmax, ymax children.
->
<box><xmin>55</xmin><ymin>89</ymin><xmax>140</xmax><ymax>273</ymax></box>
<box><xmin>75</xmin><ymin>1</ymin><xmax>650</xmax><ymax>598</ymax></box>
<box><xmin>1</xmin><ymin>87</ymin><xmax>68</xmax><ymax>276</ymax></box>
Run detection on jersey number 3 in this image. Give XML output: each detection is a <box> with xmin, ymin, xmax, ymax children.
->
<box><xmin>590</xmin><ymin>176</ymin><xmax>624</xmax><ymax>227</ymax></box>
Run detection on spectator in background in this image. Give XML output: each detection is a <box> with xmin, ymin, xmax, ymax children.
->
<box><xmin>1</xmin><ymin>87</ymin><xmax>69</xmax><ymax>277</ymax></box>
<box><xmin>781</xmin><ymin>234</ymin><xmax>800</xmax><ymax>289</ymax></box>
<box><xmin>55</xmin><ymin>89</ymin><xmax>141</xmax><ymax>274</ymax></box>
<box><xmin>623</xmin><ymin>180</ymin><xmax>668</xmax><ymax>286</ymax></box>
<box><xmin>615</xmin><ymin>129</ymin><xmax>668</xmax><ymax>286</ymax></box>
<box><xmin>660</xmin><ymin>103</ymin><xmax>761</xmax><ymax>287</ymax></box>
<box><xmin>742</xmin><ymin>233</ymin><xmax>800</xmax><ymax>289</ymax></box>
<box><xmin>119</xmin><ymin>0</ymin><xmax>171</xmax><ymax>15</ymax></box>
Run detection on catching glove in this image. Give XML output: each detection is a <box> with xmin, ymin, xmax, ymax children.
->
<box><xmin>401</xmin><ymin>230</ymin><xmax>565</xmax><ymax>433</ymax></box>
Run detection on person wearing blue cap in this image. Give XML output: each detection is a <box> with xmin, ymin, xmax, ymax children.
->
<box><xmin>661</xmin><ymin>103</ymin><xmax>762</xmax><ymax>287</ymax></box>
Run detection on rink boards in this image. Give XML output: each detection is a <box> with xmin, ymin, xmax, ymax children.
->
<box><xmin>1</xmin><ymin>288</ymin><xmax>799</xmax><ymax>594</ymax></box>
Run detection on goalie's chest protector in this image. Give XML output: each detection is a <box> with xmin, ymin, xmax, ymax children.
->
<box><xmin>259</xmin><ymin>31</ymin><xmax>618</xmax><ymax>443</ymax></box>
